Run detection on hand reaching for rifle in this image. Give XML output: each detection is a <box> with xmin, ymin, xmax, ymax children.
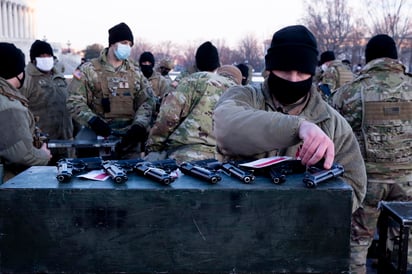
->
<box><xmin>298</xmin><ymin>121</ymin><xmax>335</xmax><ymax>169</ymax></box>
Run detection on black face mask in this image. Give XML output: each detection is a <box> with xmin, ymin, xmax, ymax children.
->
<box><xmin>160</xmin><ymin>67</ymin><xmax>170</xmax><ymax>76</ymax></box>
<box><xmin>140</xmin><ymin>65</ymin><xmax>153</xmax><ymax>78</ymax></box>
<box><xmin>17</xmin><ymin>71</ymin><xmax>25</xmax><ymax>89</ymax></box>
<box><xmin>267</xmin><ymin>72</ymin><xmax>312</xmax><ymax>105</ymax></box>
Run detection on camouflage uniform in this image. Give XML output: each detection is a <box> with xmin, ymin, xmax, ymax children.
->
<box><xmin>67</xmin><ymin>48</ymin><xmax>156</xmax><ymax>138</ymax></box>
<box><xmin>330</xmin><ymin>57</ymin><xmax>412</xmax><ymax>273</ymax></box>
<box><xmin>22</xmin><ymin>62</ymin><xmax>73</xmax><ymax>163</ymax></box>
<box><xmin>157</xmin><ymin>58</ymin><xmax>174</xmax><ymax>83</ymax></box>
<box><xmin>319</xmin><ymin>60</ymin><xmax>354</xmax><ymax>98</ymax></box>
<box><xmin>146</xmin><ymin>71</ymin><xmax>237</xmax><ymax>163</ymax></box>
<box><xmin>147</xmin><ymin>70</ymin><xmax>172</xmax><ymax>99</ymax></box>
<box><xmin>0</xmin><ymin>77</ymin><xmax>50</xmax><ymax>181</ymax></box>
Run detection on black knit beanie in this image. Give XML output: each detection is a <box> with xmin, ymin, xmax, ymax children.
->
<box><xmin>108</xmin><ymin>22</ymin><xmax>134</xmax><ymax>46</ymax></box>
<box><xmin>365</xmin><ymin>34</ymin><xmax>398</xmax><ymax>63</ymax></box>
<box><xmin>30</xmin><ymin>40</ymin><xmax>53</xmax><ymax>62</ymax></box>
<box><xmin>139</xmin><ymin>51</ymin><xmax>155</xmax><ymax>67</ymax></box>
<box><xmin>0</xmin><ymin>42</ymin><xmax>25</xmax><ymax>80</ymax></box>
<box><xmin>319</xmin><ymin>51</ymin><xmax>335</xmax><ymax>66</ymax></box>
<box><xmin>265</xmin><ymin>25</ymin><xmax>318</xmax><ymax>75</ymax></box>
<box><xmin>195</xmin><ymin>41</ymin><xmax>220</xmax><ymax>72</ymax></box>
<box><xmin>236</xmin><ymin>64</ymin><xmax>249</xmax><ymax>78</ymax></box>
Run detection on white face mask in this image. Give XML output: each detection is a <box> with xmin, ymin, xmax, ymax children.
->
<box><xmin>35</xmin><ymin>57</ymin><xmax>54</xmax><ymax>71</ymax></box>
<box><xmin>321</xmin><ymin>64</ymin><xmax>328</xmax><ymax>72</ymax></box>
<box><xmin>114</xmin><ymin>43</ymin><xmax>131</xmax><ymax>60</ymax></box>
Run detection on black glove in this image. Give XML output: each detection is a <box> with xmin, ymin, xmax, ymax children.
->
<box><xmin>122</xmin><ymin>124</ymin><xmax>147</xmax><ymax>145</ymax></box>
<box><xmin>116</xmin><ymin>125</ymin><xmax>147</xmax><ymax>156</ymax></box>
<box><xmin>87</xmin><ymin>116</ymin><xmax>111</xmax><ymax>137</ymax></box>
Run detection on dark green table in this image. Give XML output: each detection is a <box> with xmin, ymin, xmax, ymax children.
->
<box><xmin>0</xmin><ymin>166</ymin><xmax>353</xmax><ymax>273</ymax></box>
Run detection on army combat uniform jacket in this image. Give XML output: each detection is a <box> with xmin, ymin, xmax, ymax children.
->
<box><xmin>213</xmin><ymin>81</ymin><xmax>367</xmax><ymax>212</ymax></box>
<box><xmin>320</xmin><ymin>60</ymin><xmax>354</xmax><ymax>92</ymax></box>
<box><xmin>147</xmin><ymin>70</ymin><xmax>172</xmax><ymax>99</ymax></box>
<box><xmin>67</xmin><ymin>49</ymin><xmax>156</xmax><ymax>134</ymax></box>
<box><xmin>146</xmin><ymin>71</ymin><xmax>238</xmax><ymax>163</ymax></box>
<box><xmin>0</xmin><ymin>77</ymin><xmax>50</xmax><ymax>181</ymax></box>
<box><xmin>331</xmin><ymin>58</ymin><xmax>412</xmax><ymax>184</ymax></box>
<box><xmin>22</xmin><ymin>62</ymin><xmax>73</xmax><ymax>141</ymax></box>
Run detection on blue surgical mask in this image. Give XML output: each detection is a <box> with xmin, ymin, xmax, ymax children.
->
<box><xmin>114</xmin><ymin>43</ymin><xmax>131</xmax><ymax>60</ymax></box>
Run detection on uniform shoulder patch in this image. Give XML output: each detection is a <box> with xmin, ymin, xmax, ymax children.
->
<box><xmin>72</xmin><ymin>69</ymin><xmax>83</xmax><ymax>80</ymax></box>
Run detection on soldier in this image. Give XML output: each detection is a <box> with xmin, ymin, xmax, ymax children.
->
<box><xmin>22</xmin><ymin>40</ymin><xmax>73</xmax><ymax>165</ymax></box>
<box><xmin>139</xmin><ymin>51</ymin><xmax>171</xmax><ymax>100</ymax></box>
<box><xmin>157</xmin><ymin>58</ymin><xmax>174</xmax><ymax>82</ymax></box>
<box><xmin>330</xmin><ymin>34</ymin><xmax>412</xmax><ymax>273</ymax></box>
<box><xmin>0</xmin><ymin>42</ymin><xmax>51</xmax><ymax>182</ymax></box>
<box><xmin>145</xmin><ymin>41</ymin><xmax>238</xmax><ymax>163</ymax></box>
<box><xmin>158</xmin><ymin>57</ymin><xmax>179</xmax><ymax>90</ymax></box>
<box><xmin>318</xmin><ymin>50</ymin><xmax>354</xmax><ymax>99</ymax></box>
<box><xmin>67</xmin><ymin>22</ymin><xmax>156</xmax><ymax>158</ymax></box>
<box><xmin>216</xmin><ymin>65</ymin><xmax>243</xmax><ymax>85</ymax></box>
<box><xmin>213</xmin><ymin>26</ymin><xmax>367</xmax><ymax>272</ymax></box>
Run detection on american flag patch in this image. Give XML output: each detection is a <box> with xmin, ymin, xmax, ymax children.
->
<box><xmin>73</xmin><ymin>69</ymin><xmax>82</xmax><ymax>80</ymax></box>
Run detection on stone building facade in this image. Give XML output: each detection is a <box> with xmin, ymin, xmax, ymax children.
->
<box><xmin>0</xmin><ymin>0</ymin><xmax>36</xmax><ymax>57</ymax></box>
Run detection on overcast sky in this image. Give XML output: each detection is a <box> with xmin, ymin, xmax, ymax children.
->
<box><xmin>35</xmin><ymin>0</ymin><xmax>305</xmax><ymax>49</ymax></box>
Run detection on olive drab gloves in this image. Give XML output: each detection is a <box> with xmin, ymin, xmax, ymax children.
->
<box><xmin>88</xmin><ymin>116</ymin><xmax>111</xmax><ymax>137</ymax></box>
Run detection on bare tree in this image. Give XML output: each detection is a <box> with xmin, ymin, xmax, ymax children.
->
<box><xmin>237</xmin><ymin>34</ymin><xmax>264</xmax><ymax>72</ymax></box>
<box><xmin>302</xmin><ymin>0</ymin><xmax>353</xmax><ymax>55</ymax></box>
<box><xmin>130</xmin><ymin>39</ymin><xmax>154</xmax><ymax>63</ymax></box>
<box><xmin>152</xmin><ymin>40</ymin><xmax>177</xmax><ymax>63</ymax></box>
<box><xmin>364</xmin><ymin>0</ymin><xmax>412</xmax><ymax>50</ymax></box>
<box><xmin>345</xmin><ymin>18</ymin><xmax>369</xmax><ymax>66</ymax></box>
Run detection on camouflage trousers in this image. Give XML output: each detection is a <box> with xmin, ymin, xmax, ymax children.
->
<box><xmin>350</xmin><ymin>181</ymin><xmax>412</xmax><ymax>273</ymax></box>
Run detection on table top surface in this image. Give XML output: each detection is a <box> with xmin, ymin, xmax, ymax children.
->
<box><xmin>380</xmin><ymin>201</ymin><xmax>412</xmax><ymax>225</ymax></box>
<box><xmin>0</xmin><ymin>166</ymin><xmax>353</xmax><ymax>192</ymax></box>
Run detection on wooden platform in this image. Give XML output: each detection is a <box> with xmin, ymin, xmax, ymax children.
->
<box><xmin>0</xmin><ymin>166</ymin><xmax>353</xmax><ymax>273</ymax></box>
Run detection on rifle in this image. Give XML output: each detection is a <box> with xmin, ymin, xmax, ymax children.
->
<box><xmin>47</xmin><ymin>127</ymin><xmax>122</xmax><ymax>159</ymax></box>
<box><xmin>303</xmin><ymin>163</ymin><xmax>344</xmax><ymax>188</ymax></box>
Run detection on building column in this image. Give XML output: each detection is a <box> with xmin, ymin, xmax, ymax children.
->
<box><xmin>5</xmin><ymin>0</ymin><xmax>11</xmax><ymax>38</ymax></box>
<box><xmin>0</xmin><ymin>0</ymin><xmax>3</xmax><ymax>37</ymax></box>
<box><xmin>11</xmin><ymin>2</ymin><xmax>17</xmax><ymax>38</ymax></box>
<box><xmin>29</xmin><ymin>7</ymin><xmax>35</xmax><ymax>39</ymax></box>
